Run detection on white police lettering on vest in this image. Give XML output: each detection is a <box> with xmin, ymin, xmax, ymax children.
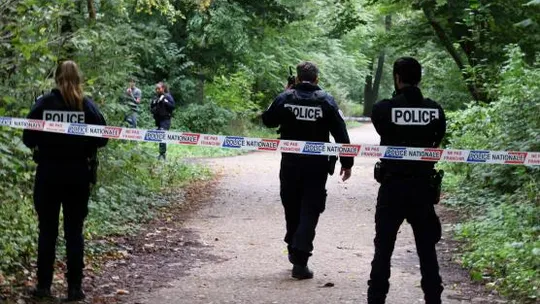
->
<box><xmin>285</xmin><ymin>104</ymin><xmax>323</xmax><ymax>122</ymax></box>
<box><xmin>43</xmin><ymin>111</ymin><xmax>85</xmax><ymax>123</ymax></box>
<box><xmin>391</xmin><ymin>108</ymin><xmax>439</xmax><ymax>125</ymax></box>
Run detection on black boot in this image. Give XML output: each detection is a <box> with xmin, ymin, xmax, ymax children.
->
<box><xmin>287</xmin><ymin>245</ymin><xmax>295</xmax><ymax>264</ymax></box>
<box><xmin>63</xmin><ymin>286</ymin><xmax>85</xmax><ymax>302</ymax></box>
<box><xmin>292</xmin><ymin>264</ymin><xmax>314</xmax><ymax>280</ymax></box>
<box><xmin>367</xmin><ymin>279</ymin><xmax>388</xmax><ymax>304</ymax></box>
<box><xmin>367</xmin><ymin>293</ymin><xmax>386</xmax><ymax>304</ymax></box>
<box><xmin>289</xmin><ymin>248</ymin><xmax>313</xmax><ymax>279</ymax></box>
<box><xmin>30</xmin><ymin>285</ymin><xmax>53</xmax><ymax>300</ymax></box>
<box><xmin>288</xmin><ymin>254</ymin><xmax>295</xmax><ymax>264</ymax></box>
<box><xmin>424</xmin><ymin>294</ymin><xmax>442</xmax><ymax>304</ymax></box>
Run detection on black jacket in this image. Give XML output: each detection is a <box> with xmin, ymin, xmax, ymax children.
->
<box><xmin>150</xmin><ymin>93</ymin><xmax>175</xmax><ymax>121</ymax></box>
<box><xmin>372</xmin><ymin>86</ymin><xmax>446</xmax><ymax>174</ymax></box>
<box><xmin>262</xmin><ymin>83</ymin><xmax>353</xmax><ymax>169</ymax></box>
<box><xmin>23</xmin><ymin>89</ymin><xmax>108</xmax><ymax>163</ymax></box>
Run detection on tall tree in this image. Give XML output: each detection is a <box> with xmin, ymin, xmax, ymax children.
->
<box><xmin>419</xmin><ymin>0</ymin><xmax>487</xmax><ymax>102</ymax></box>
<box><xmin>369</xmin><ymin>0</ymin><xmax>540</xmax><ymax>103</ymax></box>
<box><xmin>87</xmin><ymin>0</ymin><xmax>96</xmax><ymax>22</ymax></box>
<box><xmin>363</xmin><ymin>14</ymin><xmax>390</xmax><ymax>117</ymax></box>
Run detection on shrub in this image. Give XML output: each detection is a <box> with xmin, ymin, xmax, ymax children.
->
<box><xmin>205</xmin><ymin>70</ymin><xmax>259</xmax><ymax>115</ymax></box>
<box><xmin>454</xmin><ymin>187</ymin><xmax>540</xmax><ymax>302</ymax></box>
<box><xmin>445</xmin><ymin>45</ymin><xmax>540</xmax><ymax>192</ymax></box>
<box><xmin>175</xmin><ymin>102</ymin><xmax>235</xmax><ymax>134</ymax></box>
<box><xmin>443</xmin><ymin>45</ymin><xmax>540</xmax><ymax>302</ymax></box>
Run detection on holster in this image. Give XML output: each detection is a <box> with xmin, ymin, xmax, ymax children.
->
<box><xmin>375</xmin><ymin>161</ymin><xmax>444</xmax><ymax>204</ymax></box>
<box><xmin>374</xmin><ymin>161</ymin><xmax>385</xmax><ymax>183</ymax></box>
<box><xmin>430</xmin><ymin>169</ymin><xmax>444</xmax><ymax>204</ymax></box>
<box><xmin>328</xmin><ymin>156</ymin><xmax>338</xmax><ymax>175</ymax></box>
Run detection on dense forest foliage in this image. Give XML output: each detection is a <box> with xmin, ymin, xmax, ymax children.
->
<box><xmin>0</xmin><ymin>0</ymin><xmax>538</xmax><ymax>301</ymax></box>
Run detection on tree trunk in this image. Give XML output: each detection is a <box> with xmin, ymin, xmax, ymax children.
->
<box><xmin>198</xmin><ymin>72</ymin><xmax>205</xmax><ymax>103</ymax></box>
<box><xmin>363</xmin><ymin>15</ymin><xmax>391</xmax><ymax>117</ymax></box>
<box><xmin>87</xmin><ymin>0</ymin><xmax>96</xmax><ymax>22</ymax></box>
<box><xmin>363</xmin><ymin>58</ymin><xmax>375</xmax><ymax>117</ymax></box>
<box><xmin>371</xmin><ymin>15</ymin><xmax>390</xmax><ymax>103</ymax></box>
<box><xmin>372</xmin><ymin>52</ymin><xmax>385</xmax><ymax>101</ymax></box>
<box><xmin>421</xmin><ymin>1</ymin><xmax>488</xmax><ymax>102</ymax></box>
<box><xmin>60</xmin><ymin>17</ymin><xmax>75</xmax><ymax>60</ymax></box>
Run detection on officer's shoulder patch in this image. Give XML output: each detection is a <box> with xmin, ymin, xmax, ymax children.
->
<box><xmin>35</xmin><ymin>92</ymin><xmax>55</xmax><ymax>104</ymax></box>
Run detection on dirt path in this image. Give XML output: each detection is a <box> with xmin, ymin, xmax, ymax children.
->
<box><xmin>128</xmin><ymin>124</ymin><xmax>500</xmax><ymax>304</ymax></box>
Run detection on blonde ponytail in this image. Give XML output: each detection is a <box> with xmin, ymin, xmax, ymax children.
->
<box><xmin>55</xmin><ymin>61</ymin><xmax>84</xmax><ymax>110</ymax></box>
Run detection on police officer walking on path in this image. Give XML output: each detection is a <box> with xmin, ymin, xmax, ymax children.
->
<box><xmin>367</xmin><ymin>57</ymin><xmax>446</xmax><ymax>304</ymax></box>
<box><xmin>23</xmin><ymin>60</ymin><xmax>108</xmax><ymax>302</ymax></box>
<box><xmin>262</xmin><ymin>61</ymin><xmax>353</xmax><ymax>279</ymax></box>
<box><xmin>150</xmin><ymin>82</ymin><xmax>175</xmax><ymax>160</ymax></box>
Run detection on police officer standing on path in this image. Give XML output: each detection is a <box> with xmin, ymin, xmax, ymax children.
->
<box><xmin>367</xmin><ymin>57</ymin><xmax>446</xmax><ymax>304</ymax></box>
<box><xmin>23</xmin><ymin>60</ymin><xmax>108</xmax><ymax>302</ymax></box>
<box><xmin>150</xmin><ymin>82</ymin><xmax>175</xmax><ymax>160</ymax></box>
<box><xmin>262</xmin><ymin>61</ymin><xmax>353</xmax><ymax>279</ymax></box>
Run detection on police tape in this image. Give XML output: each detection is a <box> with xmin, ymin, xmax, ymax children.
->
<box><xmin>1</xmin><ymin>116</ymin><xmax>539</xmax><ymax>166</ymax></box>
<box><xmin>344</xmin><ymin>116</ymin><xmax>372</xmax><ymax>122</ymax></box>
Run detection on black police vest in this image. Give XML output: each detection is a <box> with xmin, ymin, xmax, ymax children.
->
<box><xmin>384</xmin><ymin>99</ymin><xmax>441</xmax><ymax>147</ymax></box>
<box><xmin>36</xmin><ymin>94</ymin><xmax>99</xmax><ymax>162</ymax></box>
<box><xmin>151</xmin><ymin>95</ymin><xmax>172</xmax><ymax>119</ymax></box>
<box><xmin>278</xmin><ymin>90</ymin><xmax>331</xmax><ymax>143</ymax></box>
<box><xmin>380</xmin><ymin>92</ymin><xmax>443</xmax><ymax>174</ymax></box>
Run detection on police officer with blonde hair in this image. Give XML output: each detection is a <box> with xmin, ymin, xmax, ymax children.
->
<box><xmin>368</xmin><ymin>57</ymin><xmax>446</xmax><ymax>304</ymax></box>
<box><xmin>23</xmin><ymin>60</ymin><xmax>108</xmax><ymax>301</ymax></box>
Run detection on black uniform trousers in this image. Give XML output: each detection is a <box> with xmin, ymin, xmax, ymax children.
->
<box><xmin>368</xmin><ymin>177</ymin><xmax>443</xmax><ymax>304</ymax></box>
<box><xmin>279</xmin><ymin>158</ymin><xmax>328</xmax><ymax>266</ymax></box>
<box><xmin>156</xmin><ymin>119</ymin><xmax>171</xmax><ymax>156</ymax></box>
<box><xmin>34</xmin><ymin>162</ymin><xmax>90</xmax><ymax>289</ymax></box>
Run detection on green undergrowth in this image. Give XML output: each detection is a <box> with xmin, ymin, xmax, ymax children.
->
<box><xmin>441</xmin><ymin>46</ymin><xmax>540</xmax><ymax>303</ymax></box>
<box><xmin>442</xmin><ymin>181</ymin><xmax>539</xmax><ymax>302</ymax></box>
<box><xmin>85</xmin><ymin>141</ymin><xmax>212</xmax><ymax>238</ymax></box>
<box><xmin>0</xmin><ymin>138</ymin><xmax>211</xmax><ymax>278</ymax></box>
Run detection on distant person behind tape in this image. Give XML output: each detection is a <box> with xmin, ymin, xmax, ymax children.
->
<box><xmin>125</xmin><ymin>79</ymin><xmax>141</xmax><ymax>128</ymax></box>
<box><xmin>367</xmin><ymin>57</ymin><xmax>446</xmax><ymax>304</ymax></box>
<box><xmin>262</xmin><ymin>61</ymin><xmax>353</xmax><ymax>280</ymax></box>
<box><xmin>22</xmin><ymin>60</ymin><xmax>108</xmax><ymax>302</ymax></box>
<box><xmin>150</xmin><ymin>82</ymin><xmax>175</xmax><ymax>160</ymax></box>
